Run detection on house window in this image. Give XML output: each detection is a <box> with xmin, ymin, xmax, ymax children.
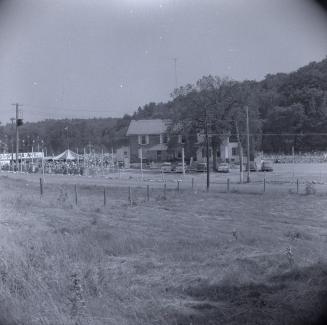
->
<box><xmin>232</xmin><ymin>147</ymin><xmax>238</xmax><ymax>156</ymax></box>
<box><xmin>178</xmin><ymin>135</ymin><xmax>186</xmax><ymax>144</ymax></box>
<box><xmin>160</xmin><ymin>134</ymin><xmax>169</xmax><ymax>144</ymax></box>
<box><xmin>138</xmin><ymin>135</ymin><xmax>149</xmax><ymax>145</ymax></box>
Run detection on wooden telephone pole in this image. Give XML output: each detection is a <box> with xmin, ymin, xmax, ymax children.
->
<box><xmin>10</xmin><ymin>117</ymin><xmax>15</xmax><ymax>169</ymax></box>
<box><xmin>205</xmin><ymin>108</ymin><xmax>210</xmax><ymax>191</ymax></box>
<box><xmin>12</xmin><ymin>103</ymin><xmax>23</xmax><ymax>171</ymax></box>
<box><xmin>246</xmin><ymin>106</ymin><xmax>251</xmax><ymax>183</ymax></box>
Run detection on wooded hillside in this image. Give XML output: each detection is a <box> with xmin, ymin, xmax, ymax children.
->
<box><xmin>1</xmin><ymin>57</ymin><xmax>326</xmax><ymax>154</ymax></box>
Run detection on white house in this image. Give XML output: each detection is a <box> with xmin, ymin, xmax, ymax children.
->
<box><xmin>196</xmin><ymin>135</ymin><xmax>241</xmax><ymax>164</ymax></box>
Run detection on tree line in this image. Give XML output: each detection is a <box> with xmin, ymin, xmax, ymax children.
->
<box><xmin>0</xmin><ymin>56</ymin><xmax>326</xmax><ymax>155</ymax></box>
<box><xmin>0</xmin><ymin>116</ymin><xmax>131</xmax><ymax>155</ymax></box>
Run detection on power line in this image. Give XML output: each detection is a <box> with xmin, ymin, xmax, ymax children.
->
<box><xmin>22</xmin><ymin>104</ymin><xmax>118</xmax><ymax>114</ymax></box>
<box><xmin>196</xmin><ymin>132</ymin><xmax>327</xmax><ymax>137</ymax></box>
<box><xmin>1</xmin><ymin>103</ymin><xmax>125</xmax><ymax>114</ymax></box>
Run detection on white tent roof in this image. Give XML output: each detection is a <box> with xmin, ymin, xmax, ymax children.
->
<box><xmin>53</xmin><ymin>149</ymin><xmax>82</xmax><ymax>161</ymax></box>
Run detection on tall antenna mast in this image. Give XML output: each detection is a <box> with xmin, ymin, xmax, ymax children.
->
<box><xmin>173</xmin><ymin>57</ymin><xmax>178</xmax><ymax>90</ymax></box>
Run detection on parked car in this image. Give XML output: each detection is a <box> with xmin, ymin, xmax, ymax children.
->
<box><xmin>172</xmin><ymin>162</ymin><xmax>188</xmax><ymax>173</ymax></box>
<box><xmin>245</xmin><ymin>161</ymin><xmax>257</xmax><ymax>172</ymax></box>
<box><xmin>261</xmin><ymin>160</ymin><xmax>273</xmax><ymax>172</ymax></box>
<box><xmin>188</xmin><ymin>162</ymin><xmax>197</xmax><ymax>173</ymax></box>
<box><xmin>161</xmin><ymin>162</ymin><xmax>172</xmax><ymax>173</ymax></box>
<box><xmin>229</xmin><ymin>163</ymin><xmax>239</xmax><ymax>169</ymax></box>
<box><xmin>196</xmin><ymin>162</ymin><xmax>207</xmax><ymax>172</ymax></box>
<box><xmin>217</xmin><ymin>162</ymin><xmax>230</xmax><ymax>173</ymax></box>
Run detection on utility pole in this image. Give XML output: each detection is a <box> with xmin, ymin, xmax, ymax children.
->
<box><xmin>83</xmin><ymin>147</ymin><xmax>86</xmax><ymax>169</ymax></box>
<box><xmin>140</xmin><ymin>146</ymin><xmax>143</xmax><ymax>181</ymax></box>
<box><xmin>101</xmin><ymin>148</ymin><xmax>104</xmax><ymax>176</ymax></box>
<box><xmin>64</xmin><ymin>127</ymin><xmax>69</xmax><ymax>149</ymax></box>
<box><xmin>12</xmin><ymin>103</ymin><xmax>23</xmax><ymax>172</ymax></box>
<box><xmin>235</xmin><ymin>121</ymin><xmax>244</xmax><ymax>184</ymax></box>
<box><xmin>10</xmin><ymin>117</ymin><xmax>15</xmax><ymax>170</ymax></box>
<box><xmin>15</xmin><ymin>104</ymin><xmax>19</xmax><ymax>171</ymax></box>
<box><xmin>292</xmin><ymin>145</ymin><xmax>295</xmax><ymax>181</ymax></box>
<box><xmin>182</xmin><ymin>146</ymin><xmax>185</xmax><ymax>175</ymax></box>
<box><xmin>205</xmin><ymin>108</ymin><xmax>210</xmax><ymax>191</ymax></box>
<box><xmin>246</xmin><ymin>106</ymin><xmax>250</xmax><ymax>183</ymax></box>
<box><xmin>173</xmin><ymin>57</ymin><xmax>178</xmax><ymax>90</ymax></box>
<box><xmin>32</xmin><ymin>140</ymin><xmax>34</xmax><ymax>165</ymax></box>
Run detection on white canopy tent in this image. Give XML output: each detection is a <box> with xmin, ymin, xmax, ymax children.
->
<box><xmin>52</xmin><ymin>149</ymin><xmax>83</xmax><ymax>161</ymax></box>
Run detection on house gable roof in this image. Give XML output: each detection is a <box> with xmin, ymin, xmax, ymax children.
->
<box><xmin>126</xmin><ymin>119</ymin><xmax>171</xmax><ymax>136</ymax></box>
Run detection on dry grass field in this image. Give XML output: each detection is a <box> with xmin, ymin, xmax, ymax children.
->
<box><xmin>0</xmin><ymin>174</ymin><xmax>327</xmax><ymax>324</ymax></box>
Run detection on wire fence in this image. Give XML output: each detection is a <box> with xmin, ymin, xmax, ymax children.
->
<box><xmin>3</xmin><ymin>161</ymin><xmax>327</xmax><ymax>208</ymax></box>
<box><xmin>32</xmin><ymin>173</ymin><xmax>327</xmax><ymax>211</ymax></box>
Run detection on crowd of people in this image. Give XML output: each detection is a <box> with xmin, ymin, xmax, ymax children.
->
<box><xmin>42</xmin><ymin>160</ymin><xmax>84</xmax><ymax>175</ymax></box>
<box><xmin>82</xmin><ymin>154</ymin><xmax>114</xmax><ymax>169</ymax></box>
<box><xmin>0</xmin><ymin>153</ymin><xmax>118</xmax><ymax>175</ymax></box>
<box><xmin>41</xmin><ymin>155</ymin><xmax>118</xmax><ymax>175</ymax></box>
<box><xmin>2</xmin><ymin>151</ymin><xmax>327</xmax><ymax>175</ymax></box>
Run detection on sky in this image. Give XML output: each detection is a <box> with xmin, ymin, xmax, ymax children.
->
<box><xmin>0</xmin><ymin>0</ymin><xmax>326</xmax><ymax>123</ymax></box>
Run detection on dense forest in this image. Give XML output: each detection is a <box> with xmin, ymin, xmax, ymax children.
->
<box><xmin>1</xmin><ymin>56</ymin><xmax>327</xmax><ymax>155</ymax></box>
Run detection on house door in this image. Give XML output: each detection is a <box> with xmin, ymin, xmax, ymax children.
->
<box><xmin>157</xmin><ymin>150</ymin><xmax>162</xmax><ymax>161</ymax></box>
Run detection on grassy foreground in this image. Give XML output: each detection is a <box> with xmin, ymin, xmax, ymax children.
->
<box><xmin>0</xmin><ymin>175</ymin><xmax>327</xmax><ymax>324</ymax></box>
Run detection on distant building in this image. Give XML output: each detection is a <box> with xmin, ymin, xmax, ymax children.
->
<box><xmin>126</xmin><ymin>119</ymin><xmax>243</xmax><ymax>165</ymax></box>
<box><xmin>126</xmin><ymin>119</ymin><xmax>181</xmax><ymax>163</ymax></box>
<box><xmin>195</xmin><ymin>134</ymin><xmax>241</xmax><ymax>164</ymax></box>
<box><xmin>115</xmin><ymin>145</ymin><xmax>130</xmax><ymax>168</ymax></box>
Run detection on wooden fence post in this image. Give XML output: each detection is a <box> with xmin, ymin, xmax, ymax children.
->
<box><xmin>39</xmin><ymin>178</ymin><xmax>43</xmax><ymax>196</ymax></box>
<box><xmin>103</xmin><ymin>186</ymin><xmax>106</xmax><ymax>206</ymax></box>
<box><xmin>74</xmin><ymin>184</ymin><xmax>78</xmax><ymax>205</ymax></box>
<box><xmin>263</xmin><ymin>178</ymin><xmax>266</xmax><ymax>193</ymax></box>
<box><xmin>163</xmin><ymin>183</ymin><xmax>167</xmax><ymax>200</ymax></box>
<box><xmin>192</xmin><ymin>177</ymin><xmax>194</xmax><ymax>191</ymax></box>
<box><xmin>147</xmin><ymin>184</ymin><xmax>150</xmax><ymax>201</ymax></box>
<box><xmin>227</xmin><ymin>178</ymin><xmax>230</xmax><ymax>193</ymax></box>
<box><xmin>128</xmin><ymin>186</ymin><xmax>132</xmax><ymax>205</ymax></box>
<box><xmin>177</xmin><ymin>180</ymin><xmax>180</xmax><ymax>192</ymax></box>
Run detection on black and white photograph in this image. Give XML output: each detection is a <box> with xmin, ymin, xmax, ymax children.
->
<box><xmin>1</xmin><ymin>0</ymin><xmax>327</xmax><ymax>324</ymax></box>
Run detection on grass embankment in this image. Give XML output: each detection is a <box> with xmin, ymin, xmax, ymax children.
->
<box><xmin>0</xmin><ymin>175</ymin><xmax>327</xmax><ymax>324</ymax></box>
